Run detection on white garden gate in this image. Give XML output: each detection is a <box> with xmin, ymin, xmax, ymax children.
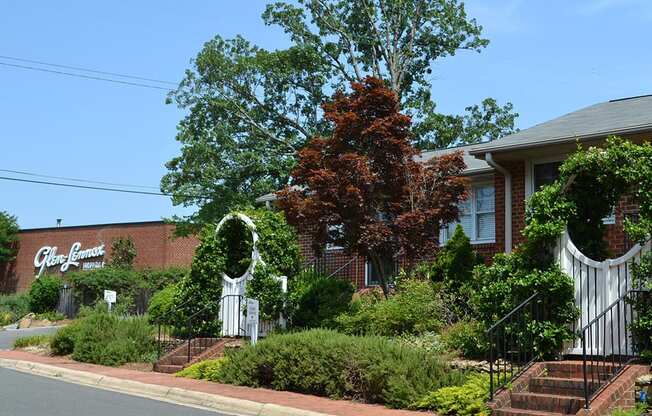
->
<box><xmin>556</xmin><ymin>229</ymin><xmax>649</xmax><ymax>356</ymax></box>
<box><xmin>216</xmin><ymin>212</ymin><xmax>287</xmax><ymax>338</ymax></box>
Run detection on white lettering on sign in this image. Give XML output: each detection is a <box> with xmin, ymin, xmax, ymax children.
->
<box><xmin>33</xmin><ymin>242</ymin><xmax>106</xmax><ymax>277</ymax></box>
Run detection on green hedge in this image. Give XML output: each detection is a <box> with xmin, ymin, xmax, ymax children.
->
<box><xmin>208</xmin><ymin>329</ymin><xmax>466</xmax><ymax>409</ymax></box>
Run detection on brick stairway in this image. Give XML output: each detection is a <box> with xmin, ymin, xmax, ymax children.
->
<box><xmin>154</xmin><ymin>338</ymin><xmax>243</xmax><ymax>374</ymax></box>
<box><xmin>492</xmin><ymin>361</ymin><xmax>615</xmax><ymax>415</ymax></box>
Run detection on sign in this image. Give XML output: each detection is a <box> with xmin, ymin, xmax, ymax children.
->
<box><xmin>104</xmin><ymin>290</ymin><xmax>117</xmax><ymax>312</ymax></box>
<box><xmin>246</xmin><ymin>298</ymin><xmax>259</xmax><ymax>324</ymax></box>
<box><xmin>34</xmin><ymin>242</ymin><xmax>106</xmax><ymax>277</ymax></box>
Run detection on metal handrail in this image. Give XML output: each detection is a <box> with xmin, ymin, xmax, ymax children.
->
<box><xmin>580</xmin><ymin>289</ymin><xmax>648</xmax><ymax>409</ymax></box>
<box><xmin>487</xmin><ymin>292</ymin><xmax>542</xmax><ymax>401</ymax></box>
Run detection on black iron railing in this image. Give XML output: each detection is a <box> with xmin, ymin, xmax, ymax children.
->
<box><xmin>487</xmin><ymin>292</ymin><xmax>544</xmax><ymax>401</ymax></box>
<box><xmin>580</xmin><ymin>289</ymin><xmax>648</xmax><ymax>409</ymax></box>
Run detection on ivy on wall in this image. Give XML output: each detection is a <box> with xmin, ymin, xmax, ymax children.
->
<box><xmin>475</xmin><ymin>137</ymin><xmax>652</xmax><ymax>356</ymax></box>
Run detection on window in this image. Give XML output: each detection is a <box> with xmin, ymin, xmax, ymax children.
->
<box><xmin>533</xmin><ymin>161</ymin><xmax>562</xmax><ymax>191</ymax></box>
<box><xmin>326</xmin><ymin>224</ymin><xmax>344</xmax><ymax>250</ymax></box>
<box><xmin>441</xmin><ymin>183</ymin><xmax>495</xmax><ymax>244</ymax></box>
<box><xmin>531</xmin><ymin>160</ymin><xmax>615</xmax><ymax>224</ymax></box>
<box><xmin>366</xmin><ymin>257</ymin><xmax>397</xmax><ymax>286</ymax></box>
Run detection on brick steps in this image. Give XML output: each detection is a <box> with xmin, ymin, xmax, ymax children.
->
<box><xmin>491</xmin><ymin>362</ymin><xmax>604</xmax><ymax>416</ymax></box>
<box><xmin>153</xmin><ymin>337</ymin><xmax>243</xmax><ymax>374</ymax></box>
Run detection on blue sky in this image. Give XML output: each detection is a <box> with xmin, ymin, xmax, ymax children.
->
<box><xmin>2</xmin><ymin>0</ymin><xmax>651</xmax><ymax>229</ymax></box>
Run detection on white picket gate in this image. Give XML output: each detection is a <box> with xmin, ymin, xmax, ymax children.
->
<box><xmin>215</xmin><ymin>212</ymin><xmax>287</xmax><ymax>338</ymax></box>
<box><xmin>556</xmin><ymin>230</ymin><xmax>649</xmax><ymax>355</ymax></box>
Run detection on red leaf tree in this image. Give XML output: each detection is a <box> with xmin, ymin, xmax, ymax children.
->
<box><xmin>277</xmin><ymin>77</ymin><xmax>468</xmax><ymax>295</ymax></box>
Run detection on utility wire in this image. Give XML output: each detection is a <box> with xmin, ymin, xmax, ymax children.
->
<box><xmin>0</xmin><ymin>62</ymin><xmax>173</xmax><ymax>91</ymax></box>
<box><xmin>0</xmin><ymin>176</ymin><xmax>203</xmax><ymax>199</ymax></box>
<box><xmin>0</xmin><ymin>168</ymin><xmax>160</xmax><ymax>190</ymax></box>
<box><xmin>0</xmin><ymin>54</ymin><xmax>178</xmax><ymax>85</ymax></box>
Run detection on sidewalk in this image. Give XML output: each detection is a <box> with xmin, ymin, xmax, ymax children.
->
<box><xmin>0</xmin><ymin>350</ymin><xmax>428</xmax><ymax>416</ymax></box>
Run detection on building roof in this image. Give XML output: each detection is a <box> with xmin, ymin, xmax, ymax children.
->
<box><xmin>470</xmin><ymin>94</ymin><xmax>652</xmax><ymax>155</ymax></box>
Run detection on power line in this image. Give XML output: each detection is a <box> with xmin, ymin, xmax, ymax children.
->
<box><xmin>0</xmin><ymin>168</ymin><xmax>160</xmax><ymax>190</ymax></box>
<box><xmin>0</xmin><ymin>62</ymin><xmax>173</xmax><ymax>91</ymax></box>
<box><xmin>0</xmin><ymin>54</ymin><xmax>178</xmax><ymax>85</ymax></box>
<box><xmin>0</xmin><ymin>176</ymin><xmax>202</xmax><ymax>199</ymax></box>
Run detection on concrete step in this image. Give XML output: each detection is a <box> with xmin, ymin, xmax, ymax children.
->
<box><xmin>510</xmin><ymin>392</ymin><xmax>584</xmax><ymax>414</ymax></box>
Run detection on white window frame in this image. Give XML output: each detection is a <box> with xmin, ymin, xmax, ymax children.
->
<box><xmin>525</xmin><ymin>156</ymin><xmax>615</xmax><ymax>224</ymax></box>
<box><xmin>440</xmin><ymin>181</ymin><xmax>496</xmax><ymax>245</ymax></box>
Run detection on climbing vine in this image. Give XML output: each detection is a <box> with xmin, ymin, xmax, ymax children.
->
<box><xmin>475</xmin><ymin>137</ymin><xmax>652</xmax><ymax>357</ymax></box>
<box><xmin>173</xmin><ymin>207</ymin><xmax>302</xmax><ymax>330</ymax></box>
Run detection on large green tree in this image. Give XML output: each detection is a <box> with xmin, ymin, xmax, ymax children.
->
<box><xmin>162</xmin><ymin>0</ymin><xmax>518</xmax><ymax>230</ymax></box>
<box><xmin>0</xmin><ymin>211</ymin><xmax>19</xmax><ymax>265</ymax></box>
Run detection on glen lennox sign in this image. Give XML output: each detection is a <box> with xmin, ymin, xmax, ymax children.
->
<box><xmin>34</xmin><ymin>242</ymin><xmax>106</xmax><ymax>277</ymax></box>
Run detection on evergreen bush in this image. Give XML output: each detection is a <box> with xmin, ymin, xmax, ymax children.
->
<box><xmin>188</xmin><ymin>329</ymin><xmax>466</xmax><ymax>409</ymax></box>
<box><xmin>288</xmin><ymin>270</ymin><xmax>354</xmax><ymax>329</ymax></box>
<box><xmin>28</xmin><ymin>275</ymin><xmax>62</xmax><ymax>313</ymax></box>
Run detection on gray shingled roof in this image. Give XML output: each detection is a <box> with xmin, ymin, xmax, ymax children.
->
<box><xmin>418</xmin><ymin>143</ymin><xmax>492</xmax><ymax>175</ymax></box>
<box><xmin>470</xmin><ymin>95</ymin><xmax>652</xmax><ymax>155</ymax></box>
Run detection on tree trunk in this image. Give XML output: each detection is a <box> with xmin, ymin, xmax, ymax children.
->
<box><xmin>369</xmin><ymin>253</ymin><xmax>390</xmax><ymax>299</ymax></box>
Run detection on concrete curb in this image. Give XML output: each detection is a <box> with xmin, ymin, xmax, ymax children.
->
<box><xmin>0</xmin><ymin>358</ymin><xmax>331</xmax><ymax>416</ymax></box>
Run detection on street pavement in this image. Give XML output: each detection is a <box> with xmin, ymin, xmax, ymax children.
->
<box><xmin>0</xmin><ymin>367</ymin><xmax>226</xmax><ymax>416</ymax></box>
<box><xmin>0</xmin><ymin>326</ymin><xmax>60</xmax><ymax>350</ymax></box>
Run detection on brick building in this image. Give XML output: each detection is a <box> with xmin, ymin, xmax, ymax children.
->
<box><xmin>257</xmin><ymin>95</ymin><xmax>652</xmax><ymax>287</ymax></box>
<box><xmin>0</xmin><ymin>221</ymin><xmax>199</xmax><ymax>293</ymax></box>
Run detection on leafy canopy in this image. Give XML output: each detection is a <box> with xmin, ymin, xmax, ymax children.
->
<box><xmin>278</xmin><ymin>77</ymin><xmax>468</xmax><ymax>294</ymax></box>
<box><xmin>162</xmin><ymin>0</ymin><xmax>517</xmax><ymax>230</ymax></box>
<box><xmin>0</xmin><ymin>211</ymin><xmax>19</xmax><ymax>264</ymax></box>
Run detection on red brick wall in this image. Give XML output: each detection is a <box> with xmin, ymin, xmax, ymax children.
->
<box><xmin>493</xmin><ymin>161</ymin><xmax>526</xmax><ymax>253</ymax></box>
<box><xmin>0</xmin><ymin>221</ymin><xmax>199</xmax><ymax>294</ymax></box>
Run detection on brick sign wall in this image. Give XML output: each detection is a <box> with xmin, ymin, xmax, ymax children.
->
<box><xmin>0</xmin><ymin>221</ymin><xmax>199</xmax><ymax>293</ymax></box>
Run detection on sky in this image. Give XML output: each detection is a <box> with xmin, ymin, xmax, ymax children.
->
<box><xmin>1</xmin><ymin>0</ymin><xmax>652</xmax><ymax>229</ymax></box>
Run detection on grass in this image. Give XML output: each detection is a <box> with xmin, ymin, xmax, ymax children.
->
<box><xmin>13</xmin><ymin>334</ymin><xmax>52</xmax><ymax>349</ymax></box>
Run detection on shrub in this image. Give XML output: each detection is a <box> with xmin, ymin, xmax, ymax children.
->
<box><xmin>51</xmin><ymin>306</ymin><xmax>155</xmax><ymax>365</ymax></box>
<box><xmin>147</xmin><ymin>284</ymin><xmax>178</xmax><ymax>325</ymax></box>
<box><xmin>212</xmin><ymin>329</ymin><xmax>466</xmax><ymax>409</ymax></box>
<box><xmin>413</xmin><ymin>373</ymin><xmax>490</xmax><ymax>415</ymax></box>
<box><xmin>336</xmin><ymin>278</ymin><xmax>444</xmax><ymax>336</ymax></box>
<box><xmin>412</xmin><ymin>225</ymin><xmax>482</xmax><ymax>318</ymax></box>
<box><xmin>628</xmin><ymin>253</ymin><xmax>652</xmax><ymax>358</ymax></box>
<box><xmin>394</xmin><ymin>331</ymin><xmax>446</xmax><ymax>355</ymax></box>
<box><xmin>472</xmin><ymin>254</ymin><xmax>578</xmax><ymax>358</ymax></box>
<box><xmin>288</xmin><ymin>270</ymin><xmax>354</xmax><ymax>329</ymax></box>
<box><xmin>28</xmin><ymin>276</ymin><xmax>63</xmax><ymax>313</ymax></box>
<box><xmin>441</xmin><ymin>320</ymin><xmax>488</xmax><ymax>359</ymax></box>
<box><xmin>13</xmin><ymin>334</ymin><xmax>52</xmax><ymax>349</ymax></box>
<box><xmin>70</xmin><ymin>308</ymin><xmax>156</xmax><ymax>366</ymax></box>
<box><xmin>175</xmin><ymin>357</ymin><xmax>229</xmax><ymax>380</ymax></box>
<box><xmin>108</xmin><ymin>236</ymin><xmax>137</xmax><ymax>269</ymax></box>
<box><xmin>245</xmin><ymin>266</ymin><xmax>287</xmax><ymax>321</ymax></box>
<box><xmin>51</xmin><ymin>323</ymin><xmax>81</xmax><ymax>355</ymax></box>
<box><xmin>67</xmin><ymin>267</ymin><xmax>139</xmax><ymax>307</ymax></box>
<box><xmin>0</xmin><ymin>292</ymin><xmax>31</xmax><ymax>325</ymax></box>
<box><xmin>35</xmin><ymin>311</ymin><xmax>65</xmax><ymax>322</ymax></box>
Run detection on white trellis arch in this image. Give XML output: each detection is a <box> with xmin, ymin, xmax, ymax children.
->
<box><xmin>216</xmin><ymin>212</ymin><xmax>287</xmax><ymax>337</ymax></box>
<box><xmin>556</xmin><ymin>229</ymin><xmax>650</xmax><ymax>355</ymax></box>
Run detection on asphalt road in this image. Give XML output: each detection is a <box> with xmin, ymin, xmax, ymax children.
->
<box><xmin>0</xmin><ymin>367</ymin><xmax>227</xmax><ymax>416</ymax></box>
<box><xmin>0</xmin><ymin>326</ymin><xmax>61</xmax><ymax>350</ymax></box>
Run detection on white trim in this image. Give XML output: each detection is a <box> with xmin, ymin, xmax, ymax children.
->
<box><xmin>440</xmin><ymin>181</ymin><xmax>496</xmax><ymax>245</ymax></box>
<box><xmin>485</xmin><ymin>153</ymin><xmax>512</xmax><ymax>253</ymax></box>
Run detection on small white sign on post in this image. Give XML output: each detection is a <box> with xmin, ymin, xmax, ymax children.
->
<box><xmin>246</xmin><ymin>298</ymin><xmax>260</xmax><ymax>345</ymax></box>
<box><xmin>104</xmin><ymin>290</ymin><xmax>117</xmax><ymax>311</ymax></box>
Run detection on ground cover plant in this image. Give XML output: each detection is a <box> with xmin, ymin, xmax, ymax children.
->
<box><xmin>413</xmin><ymin>373</ymin><xmax>490</xmax><ymax>415</ymax></box>
<box><xmin>179</xmin><ymin>329</ymin><xmax>467</xmax><ymax>409</ymax></box>
<box><xmin>0</xmin><ymin>292</ymin><xmax>30</xmax><ymax>325</ymax></box>
<box><xmin>13</xmin><ymin>334</ymin><xmax>52</xmax><ymax>349</ymax></box>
